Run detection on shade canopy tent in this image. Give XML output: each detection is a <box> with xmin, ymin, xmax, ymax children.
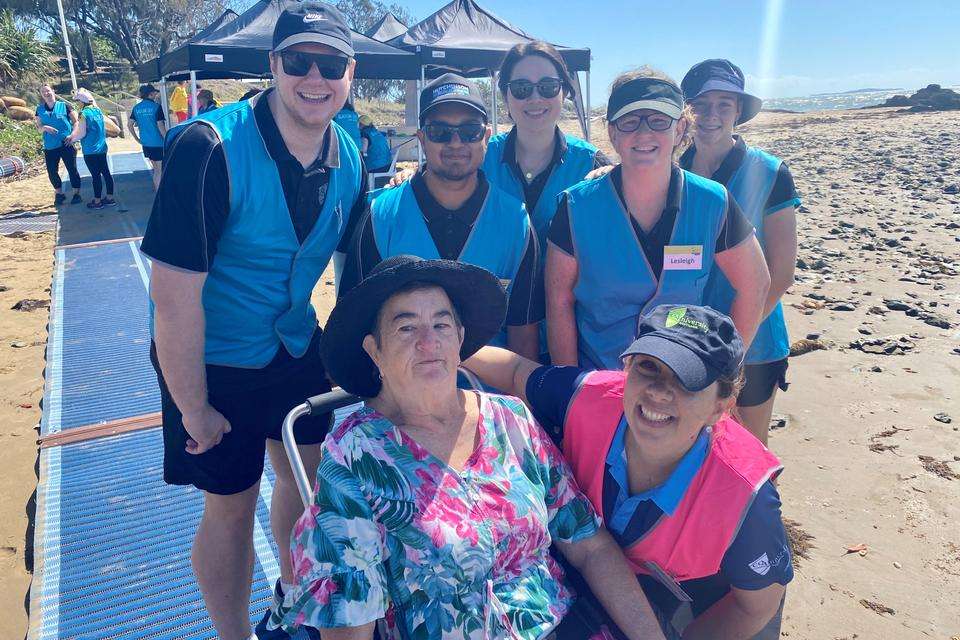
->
<box><xmin>365</xmin><ymin>12</ymin><xmax>408</xmax><ymax>42</ymax></box>
<box><xmin>385</xmin><ymin>0</ymin><xmax>592</xmax><ymax>138</ymax></box>
<box><xmin>136</xmin><ymin>0</ymin><xmax>420</xmax><ymax>82</ymax></box>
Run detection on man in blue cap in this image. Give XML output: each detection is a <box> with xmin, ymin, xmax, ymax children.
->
<box><xmin>140</xmin><ymin>2</ymin><xmax>366</xmax><ymax>638</ymax></box>
<box><xmin>463</xmin><ymin>304</ymin><xmax>792</xmax><ymax>638</ymax></box>
<box><xmin>340</xmin><ymin>73</ymin><xmax>544</xmax><ymax>359</ymax></box>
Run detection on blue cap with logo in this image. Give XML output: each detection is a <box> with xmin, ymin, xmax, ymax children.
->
<box><xmin>418</xmin><ymin>73</ymin><xmax>488</xmax><ymax>125</ymax></box>
<box><xmin>621</xmin><ymin>304</ymin><xmax>744</xmax><ymax>392</ymax></box>
<box><xmin>272</xmin><ymin>1</ymin><xmax>354</xmax><ymax>57</ymax></box>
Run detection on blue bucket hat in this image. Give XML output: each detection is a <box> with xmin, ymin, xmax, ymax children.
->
<box><xmin>621</xmin><ymin>304</ymin><xmax>744</xmax><ymax>392</ymax></box>
<box><xmin>681</xmin><ymin>59</ymin><xmax>763</xmax><ymax>124</ymax></box>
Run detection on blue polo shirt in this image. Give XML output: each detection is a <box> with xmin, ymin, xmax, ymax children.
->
<box><xmin>526</xmin><ymin>365</ymin><xmax>793</xmax><ymax>620</ymax></box>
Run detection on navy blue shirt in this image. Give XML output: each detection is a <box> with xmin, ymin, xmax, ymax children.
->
<box><xmin>526</xmin><ymin>365</ymin><xmax>793</xmax><ymax>619</ymax></box>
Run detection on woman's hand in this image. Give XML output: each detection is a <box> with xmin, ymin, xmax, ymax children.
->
<box><xmin>583</xmin><ymin>164</ymin><xmax>615</xmax><ymax>181</ymax></box>
<box><xmin>387</xmin><ymin>167</ymin><xmax>416</xmax><ymax>187</ymax></box>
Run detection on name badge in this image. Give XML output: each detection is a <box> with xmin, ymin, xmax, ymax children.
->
<box><xmin>663</xmin><ymin>245</ymin><xmax>703</xmax><ymax>270</ymax></box>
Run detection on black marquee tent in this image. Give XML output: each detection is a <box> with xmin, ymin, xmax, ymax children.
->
<box><xmin>136</xmin><ymin>0</ymin><xmax>420</xmax><ymax>82</ymax></box>
<box><xmin>365</xmin><ymin>12</ymin><xmax>408</xmax><ymax>43</ymax></box>
<box><xmin>386</xmin><ymin>0</ymin><xmax>592</xmax><ymax>137</ymax></box>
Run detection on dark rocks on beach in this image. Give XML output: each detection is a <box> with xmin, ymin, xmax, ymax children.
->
<box><xmin>884</xmin><ymin>299</ymin><xmax>913</xmax><ymax>312</ymax></box>
<box><xmin>876</xmin><ymin>84</ymin><xmax>960</xmax><ymax>111</ymax></box>
<box><xmin>11</xmin><ymin>298</ymin><xmax>48</xmax><ymax>312</ymax></box>
<box><xmin>934</xmin><ymin>413</ymin><xmax>952</xmax><ymax>424</ymax></box>
<box><xmin>849</xmin><ymin>335</ymin><xmax>916</xmax><ymax>355</ymax></box>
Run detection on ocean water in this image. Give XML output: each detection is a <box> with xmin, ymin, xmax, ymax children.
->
<box><xmin>763</xmin><ymin>86</ymin><xmax>960</xmax><ymax>112</ymax></box>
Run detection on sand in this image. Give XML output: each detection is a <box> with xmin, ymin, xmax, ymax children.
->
<box><xmin>1</xmin><ymin>106</ymin><xmax>958</xmax><ymax>639</ymax></box>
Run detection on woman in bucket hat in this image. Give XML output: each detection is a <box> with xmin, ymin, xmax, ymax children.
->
<box><xmin>546</xmin><ymin>67</ymin><xmax>770</xmax><ymax>371</ymax></box>
<box><xmin>463</xmin><ymin>304</ymin><xmax>792</xmax><ymax>638</ymax></box>
<box><xmin>679</xmin><ymin>59</ymin><xmax>802</xmax><ymax>446</ymax></box>
<box><xmin>275</xmin><ymin>255</ymin><xmax>665</xmax><ymax>639</ymax></box>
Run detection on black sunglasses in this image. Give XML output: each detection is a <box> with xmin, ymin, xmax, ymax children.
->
<box><xmin>614</xmin><ymin>112</ymin><xmax>675</xmax><ymax>132</ymax></box>
<box><xmin>506</xmin><ymin>77</ymin><xmax>563</xmax><ymax>100</ymax></box>
<box><xmin>278</xmin><ymin>51</ymin><xmax>348</xmax><ymax>79</ymax></box>
<box><xmin>422</xmin><ymin>122</ymin><xmax>486</xmax><ymax>144</ymax></box>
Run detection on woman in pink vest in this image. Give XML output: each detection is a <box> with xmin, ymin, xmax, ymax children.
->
<box><xmin>464</xmin><ymin>304</ymin><xmax>791</xmax><ymax>639</ymax></box>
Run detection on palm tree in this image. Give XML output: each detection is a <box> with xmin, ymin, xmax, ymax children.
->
<box><xmin>0</xmin><ymin>10</ymin><xmax>53</xmax><ymax>93</ymax></box>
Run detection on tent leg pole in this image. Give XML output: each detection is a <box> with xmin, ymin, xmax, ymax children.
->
<box><xmin>190</xmin><ymin>71</ymin><xmax>198</xmax><ymax>119</ymax></box>
<box><xmin>417</xmin><ymin>65</ymin><xmax>425</xmax><ymax>167</ymax></box>
<box><xmin>585</xmin><ymin>70</ymin><xmax>591</xmax><ymax>142</ymax></box>
<box><xmin>491</xmin><ymin>70</ymin><xmax>498</xmax><ymax>135</ymax></box>
<box><xmin>159</xmin><ymin>77</ymin><xmax>169</xmax><ymax>123</ymax></box>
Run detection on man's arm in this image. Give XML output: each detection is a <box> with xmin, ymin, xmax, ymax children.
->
<box><xmin>557</xmin><ymin>529</ymin><xmax>666</xmax><ymax>640</ymax></box>
<box><xmin>681</xmin><ymin>583</ymin><xmax>785</xmax><ymax>640</ymax></box>
<box><xmin>126</xmin><ymin>117</ymin><xmax>141</xmax><ymax>144</ymax></box>
<box><xmin>151</xmin><ymin>263</ymin><xmax>229</xmax><ymax>454</ymax></box>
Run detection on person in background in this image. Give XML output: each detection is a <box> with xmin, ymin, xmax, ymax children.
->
<box><xmin>358</xmin><ymin>113</ymin><xmax>392</xmax><ymax>173</ymax></box>
<box><xmin>170</xmin><ymin>80</ymin><xmax>189</xmax><ymax>123</ymax></box>
<box><xmin>546</xmin><ymin>67</ymin><xmax>770</xmax><ymax>370</ymax></box>
<box><xmin>680</xmin><ymin>59</ymin><xmax>801</xmax><ymax>447</ymax></box>
<box><xmin>196</xmin><ymin>89</ymin><xmax>222</xmax><ymax>115</ymax></box>
<box><xmin>128</xmin><ymin>84</ymin><xmax>167</xmax><ymax>190</ymax></box>
<box><xmin>340</xmin><ymin>73</ymin><xmax>544</xmax><ymax>361</ymax></box>
<box><xmin>239</xmin><ymin>87</ymin><xmax>262</xmax><ymax>102</ymax></box>
<box><xmin>333</xmin><ymin>95</ymin><xmax>362</xmax><ymax>150</ymax></box>
<box><xmin>464</xmin><ymin>304</ymin><xmax>792</xmax><ymax>639</ymax></box>
<box><xmin>34</xmin><ymin>83</ymin><xmax>81</xmax><ymax>206</ymax></box>
<box><xmin>67</xmin><ymin>88</ymin><xmax>115</xmax><ymax>210</ymax></box>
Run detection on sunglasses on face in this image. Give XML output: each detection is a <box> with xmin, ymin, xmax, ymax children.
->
<box><xmin>614</xmin><ymin>113</ymin><xmax>675</xmax><ymax>133</ymax></box>
<box><xmin>278</xmin><ymin>51</ymin><xmax>348</xmax><ymax>79</ymax></box>
<box><xmin>506</xmin><ymin>77</ymin><xmax>563</xmax><ymax>100</ymax></box>
<box><xmin>422</xmin><ymin>122</ymin><xmax>486</xmax><ymax>144</ymax></box>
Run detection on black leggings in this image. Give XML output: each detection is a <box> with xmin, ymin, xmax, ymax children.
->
<box><xmin>84</xmin><ymin>153</ymin><xmax>114</xmax><ymax>199</ymax></box>
<box><xmin>43</xmin><ymin>145</ymin><xmax>81</xmax><ymax>191</ymax></box>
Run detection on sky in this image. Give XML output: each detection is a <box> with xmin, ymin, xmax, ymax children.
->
<box><xmin>395</xmin><ymin>0</ymin><xmax>960</xmax><ymax>102</ymax></box>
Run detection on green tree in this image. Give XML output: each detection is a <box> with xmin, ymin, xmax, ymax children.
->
<box><xmin>0</xmin><ymin>9</ymin><xmax>52</xmax><ymax>93</ymax></box>
<box><xmin>334</xmin><ymin>0</ymin><xmax>415</xmax><ymax>102</ymax></box>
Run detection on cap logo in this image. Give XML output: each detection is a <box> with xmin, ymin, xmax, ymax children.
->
<box><xmin>303</xmin><ymin>12</ymin><xmax>326</xmax><ymax>22</ymax></box>
<box><xmin>433</xmin><ymin>83</ymin><xmax>470</xmax><ymax>100</ymax></box>
<box><xmin>664</xmin><ymin>307</ymin><xmax>709</xmax><ymax>332</ymax></box>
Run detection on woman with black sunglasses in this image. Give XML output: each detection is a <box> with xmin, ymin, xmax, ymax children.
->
<box><xmin>546</xmin><ymin>67</ymin><xmax>770</xmax><ymax>371</ymax></box>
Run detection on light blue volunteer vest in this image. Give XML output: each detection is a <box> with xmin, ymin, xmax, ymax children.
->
<box><xmin>131</xmin><ymin>99</ymin><xmax>164</xmax><ymax>148</ymax></box>
<box><xmin>566</xmin><ymin>169</ymin><xmax>727</xmax><ymax>370</ymax></box>
<box><xmin>334</xmin><ymin>108</ymin><xmax>362</xmax><ymax>150</ymax></box>
<box><xmin>156</xmin><ymin>96</ymin><xmax>362</xmax><ymax>368</ymax></box>
<box><xmin>483</xmin><ymin>129</ymin><xmax>597</xmax><ymax>259</ymax></box>
<box><xmin>35</xmin><ymin>101</ymin><xmax>72</xmax><ymax>150</ymax></box>
<box><xmin>704</xmin><ymin>146</ymin><xmax>790</xmax><ymax>363</ymax></box>
<box><xmin>369</xmin><ymin>179</ymin><xmax>529</xmax><ymax>347</ymax></box>
<box><xmin>361</xmin><ymin>125</ymin><xmax>391</xmax><ymax>169</ymax></box>
<box><xmin>79</xmin><ymin>106</ymin><xmax>107</xmax><ymax>155</ymax></box>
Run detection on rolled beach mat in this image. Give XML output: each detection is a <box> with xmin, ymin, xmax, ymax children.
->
<box><xmin>1</xmin><ymin>96</ymin><xmax>27</xmax><ymax>108</ymax></box>
<box><xmin>5</xmin><ymin>105</ymin><xmax>34</xmax><ymax>121</ymax></box>
<box><xmin>0</xmin><ymin>156</ymin><xmax>27</xmax><ymax>178</ymax></box>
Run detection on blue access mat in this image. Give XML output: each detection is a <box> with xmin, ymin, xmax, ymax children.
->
<box><xmin>41</xmin><ymin>240</ymin><xmax>159</xmax><ymax>436</ymax></box>
<box><xmin>70</xmin><ymin>152</ymin><xmax>151</xmax><ymax>179</ymax></box>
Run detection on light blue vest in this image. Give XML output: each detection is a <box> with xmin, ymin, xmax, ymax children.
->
<box><xmin>333</xmin><ymin>108</ymin><xmax>362</xmax><ymax>150</ymax></box>
<box><xmin>361</xmin><ymin>125</ymin><xmax>391</xmax><ymax>169</ymax></box>
<box><xmin>566</xmin><ymin>169</ymin><xmax>727</xmax><ymax>370</ymax></box>
<box><xmin>483</xmin><ymin>130</ymin><xmax>597</xmax><ymax>261</ymax></box>
<box><xmin>158</xmin><ymin>97</ymin><xmax>363</xmax><ymax>368</ymax></box>
<box><xmin>369</xmin><ymin>179</ymin><xmax>529</xmax><ymax>347</ymax></box>
<box><xmin>35</xmin><ymin>101</ymin><xmax>72</xmax><ymax>150</ymax></box>
<box><xmin>704</xmin><ymin>146</ymin><xmax>790</xmax><ymax>363</ymax></box>
<box><xmin>131</xmin><ymin>99</ymin><xmax>164</xmax><ymax>148</ymax></box>
<box><xmin>79</xmin><ymin>106</ymin><xmax>107</xmax><ymax>155</ymax></box>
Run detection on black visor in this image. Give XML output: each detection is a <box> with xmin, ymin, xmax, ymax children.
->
<box><xmin>607</xmin><ymin>77</ymin><xmax>684</xmax><ymax>122</ymax></box>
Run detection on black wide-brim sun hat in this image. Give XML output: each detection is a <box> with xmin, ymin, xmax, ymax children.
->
<box><xmin>681</xmin><ymin>59</ymin><xmax>763</xmax><ymax>125</ymax></box>
<box><xmin>320</xmin><ymin>255</ymin><xmax>507</xmax><ymax>398</ymax></box>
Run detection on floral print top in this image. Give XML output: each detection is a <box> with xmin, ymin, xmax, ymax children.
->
<box><xmin>280</xmin><ymin>392</ymin><xmax>601</xmax><ymax>639</ymax></box>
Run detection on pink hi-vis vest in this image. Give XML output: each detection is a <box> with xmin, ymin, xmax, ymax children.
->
<box><xmin>563</xmin><ymin>370</ymin><xmax>783</xmax><ymax>584</ymax></box>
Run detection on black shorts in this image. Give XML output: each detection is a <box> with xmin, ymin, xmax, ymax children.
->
<box><xmin>738</xmin><ymin>358</ymin><xmax>789</xmax><ymax>407</ymax></box>
<box><xmin>151</xmin><ymin>332</ymin><xmax>332</xmax><ymax>495</ymax></box>
<box><xmin>142</xmin><ymin>146</ymin><xmax>164</xmax><ymax>161</ymax></box>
